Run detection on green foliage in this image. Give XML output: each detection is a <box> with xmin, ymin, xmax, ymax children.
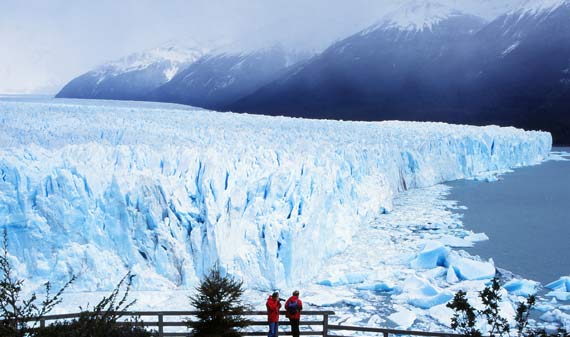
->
<box><xmin>515</xmin><ymin>295</ymin><xmax>536</xmax><ymax>337</ymax></box>
<box><xmin>35</xmin><ymin>319</ymin><xmax>156</xmax><ymax>337</ymax></box>
<box><xmin>448</xmin><ymin>277</ymin><xmax>569</xmax><ymax>337</ymax></box>
<box><xmin>187</xmin><ymin>266</ymin><xmax>251</xmax><ymax>337</ymax></box>
<box><xmin>0</xmin><ymin>228</ymin><xmax>75</xmax><ymax>337</ymax></box>
<box><xmin>447</xmin><ymin>290</ymin><xmax>481</xmax><ymax>337</ymax></box>
<box><xmin>0</xmin><ymin>228</ymin><xmax>154</xmax><ymax>337</ymax></box>
<box><xmin>34</xmin><ymin>272</ymin><xmax>150</xmax><ymax>337</ymax></box>
<box><xmin>480</xmin><ymin>278</ymin><xmax>510</xmax><ymax>337</ymax></box>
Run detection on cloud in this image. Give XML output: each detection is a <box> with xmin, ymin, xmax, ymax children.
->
<box><xmin>0</xmin><ymin>0</ymin><xmax>522</xmax><ymax>94</ymax></box>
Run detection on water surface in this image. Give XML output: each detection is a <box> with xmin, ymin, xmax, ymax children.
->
<box><xmin>448</xmin><ymin>148</ymin><xmax>570</xmax><ymax>285</ymax></box>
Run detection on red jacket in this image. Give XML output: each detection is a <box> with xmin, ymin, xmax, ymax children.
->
<box><xmin>285</xmin><ymin>296</ymin><xmax>303</xmax><ymax>320</ymax></box>
<box><xmin>266</xmin><ymin>296</ymin><xmax>281</xmax><ymax>322</ymax></box>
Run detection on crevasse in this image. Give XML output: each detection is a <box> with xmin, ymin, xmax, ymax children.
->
<box><xmin>0</xmin><ymin>98</ymin><xmax>551</xmax><ymax>291</ymax></box>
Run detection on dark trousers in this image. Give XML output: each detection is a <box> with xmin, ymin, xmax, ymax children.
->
<box><xmin>268</xmin><ymin>322</ymin><xmax>278</xmax><ymax>337</ymax></box>
<box><xmin>290</xmin><ymin>319</ymin><xmax>300</xmax><ymax>337</ymax></box>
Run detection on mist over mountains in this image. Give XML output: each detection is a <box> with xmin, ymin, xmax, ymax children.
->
<box><xmin>57</xmin><ymin>0</ymin><xmax>570</xmax><ymax>143</ymax></box>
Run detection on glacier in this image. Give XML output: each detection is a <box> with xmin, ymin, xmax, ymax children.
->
<box><xmin>0</xmin><ymin>97</ymin><xmax>552</xmax><ymax>296</ymax></box>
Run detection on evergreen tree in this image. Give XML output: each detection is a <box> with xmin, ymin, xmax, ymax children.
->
<box><xmin>187</xmin><ymin>266</ymin><xmax>251</xmax><ymax>337</ymax></box>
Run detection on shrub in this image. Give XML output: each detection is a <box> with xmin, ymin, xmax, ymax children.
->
<box><xmin>0</xmin><ymin>228</ymin><xmax>75</xmax><ymax>337</ymax></box>
<box><xmin>447</xmin><ymin>289</ymin><xmax>481</xmax><ymax>337</ymax></box>
<box><xmin>34</xmin><ymin>272</ymin><xmax>156</xmax><ymax>337</ymax></box>
<box><xmin>448</xmin><ymin>277</ymin><xmax>568</xmax><ymax>337</ymax></box>
<box><xmin>187</xmin><ymin>266</ymin><xmax>251</xmax><ymax>337</ymax></box>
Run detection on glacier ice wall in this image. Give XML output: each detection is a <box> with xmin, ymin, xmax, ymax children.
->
<box><xmin>0</xmin><ymin>98</ymin><xmax>551</xmax><ymax>291</ymax></box>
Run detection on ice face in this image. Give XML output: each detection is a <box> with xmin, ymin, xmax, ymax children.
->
<box><xmin>0</xmin><ymin>98</ymin><xmax>552</xmax><ymax>292</ymax></box>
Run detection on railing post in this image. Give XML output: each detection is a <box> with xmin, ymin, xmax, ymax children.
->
<box><xmin>40</xmin><ymin>319</ymin><xmax>45</xmax><ymax>328</ymax></box>
<box><xmin>383</xmin><ymin>332</ymin><xmax>389</xmax><ymax>337</ymax></box>
<box><xmin>323</xmin><ymin>313</ymin><xmax>329</xmax><ymax>337</ymax></box>
<box><xmin>158</xmin><ymin>313</ymin><xmax>164</xmax><ymax>337</ymax></box>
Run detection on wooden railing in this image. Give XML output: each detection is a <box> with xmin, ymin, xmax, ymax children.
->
<box><xmin>34</xmin><ymin>310</ymin><xmax>334</xmax><ymax>337</ymax></box>
<box><xmin>326</xmin><ymin>324</ymin><xmax>465</xmax><ymax>337</ymax></box>
<box><xmin>30</xmin><ymin>310</ymin><xmax>465</xmax><ymax>337</ymax></box>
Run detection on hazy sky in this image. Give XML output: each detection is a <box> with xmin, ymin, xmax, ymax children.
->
<box><xmin>0</xmin><ymin>0</ymin><xmax>522</xmax><ymax>94</ymax></box>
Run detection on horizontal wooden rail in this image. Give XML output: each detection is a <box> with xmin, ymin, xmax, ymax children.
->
<box><xmin>31</xmin><ymin>310</ymin><xmax>335</xmax><ymax>337</ymax></box>
<box><xmin>327</xmin><ymin>325</ymin><xmax>465</xmax><ymax>337</ymax></box>
<box><xmin>8</xmin><ymin>310</ymin><xmax>468</xmax><ymax>337</ymax></box>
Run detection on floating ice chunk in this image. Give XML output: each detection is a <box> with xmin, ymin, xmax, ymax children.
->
<box><xmin>504</xmin><ymin>279</ymin><xmax>540</xmax><ymax>296</ymax></box>
<box><xmin>535</xmin><ymin>303</ymin><xmax>556</xmax><ymax>312</ymax></box>
<box><xmin>388</xmin><ymin>306</ymin><xmax>417</xmax><ymax>329</ymax></box>
<box><xmin>357</xmin><ymin>281</ymin><xmax>395</xmax><ymax>292</ymax></box>
<box><xmin>545</xmin><ymin>276</ymin><xmax>570</xmax><ymax>292</ymax></box>
<box><xmin>422</xmin><ymin>266</ymin><xmax>447</xmax><ymax>280</ymax></box>
<box><xmin>428</xmin><ymin>303</ymin><xmax>454</xmax><ymax>327</ymax></box>
<box><xmin>367</xmin><ymin>314</ymin><xmax>385</xmax><ymax>327</ymax></box>
<box><xmin>465</xmin><ymin>232</ymin><xmax>489</xmax><ymax>242</ymax></box>
<box><xmin>410</xmin><ymin>242</ymin><xmax>450</xmax><ymax>270</ymax></box>
<box><xmin>446</xmin><ymin>266</ymin><xmax>460</xmax><ymax>284</ymax></box>
<box><xmin>409</xmin><ymin>292</ymin><xmax>454</xmax><ymax>309</ymax></box>
<box><xmin>548</xmin><ymin>151</ymin><xmax>570</xmax><ymax>162</ymax></box>
<box><xmin>438</xmin><ymin>235</ymin><xmax>474</xmax><ymax>248</ymax></box>
<box><xmin>546</xmin><ymin>292</ymin><xmax>570</xmax><ymax>301</ymax></box>
<box><xmin>446</xmin><ymin>252</ymin><xmax>495</xmax><ymax>281</ymax></box>
<box><xmin>475</xmin><ymin>174</ymin><xmax>499</xmax><ymax>182</ymax></box>
<box><xmin>545</xmin><ymin>276</ymin><xmax>570</xmax><ymax>301</ymax></box>
<box><xmin>471</xmin><ymin>169</ymin><xmax>512</xmax><ymax>182</ymax></box>
<box><xmin>401</xmin><ymin>275</ymin><xmax>439</xmax><ymax>297</ymax></box>
<box><xmin>399</xmin><ymin>275</ymin><xmax>453</xmax><ymax>309</ymax></box>
<box><xmin>346</xmin><ymin>272</ymin><xmax>368</xmax><ymax>284</ymax></box>
<box><xmin>540</xmin><ymin>309</ymin><xmax>570</xmax><ymax>324</ymax></box>
<box><xmin>317</xmin><ymin>272</ymin><xmax>367</xmax><ymax>287</ymax></box>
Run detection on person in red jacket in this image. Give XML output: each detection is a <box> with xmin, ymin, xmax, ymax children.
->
<box><xmin>285</xmin><ymin>290</ymin><xmax>303</xmax><ymax>337</ymax></box>
<box><xmin>266</xmin><ymin>291</ymin><xmax>282</xmax><ymax>337</ymax></box>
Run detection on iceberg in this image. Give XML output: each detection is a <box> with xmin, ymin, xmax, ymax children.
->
<box><xmin>409</xmin><ymin>242</ymin><xmax>495</xmax><ymax>281</ymax></box>
<box><xmin>545</xmin><ymin>276</ymin><xmax>570</xmax><ymax>301</ymax></box>
<box><xmin>503</xmin><ymin>279</ymin><xmax>540</xmax><ymax>297</ymax></box>
<box><xmin>546</xmin><ymin>276</ymin><xmax>570</xmax><ymax>292</ymax></box>
<box><xmin>388</xmin><ymin>306</ymin><xmax>417</xmax><ymax>329</ymax></box>
<box><xmin>0</xmin><ymin>98</ymin><xmax>552</xmax><ymax>292</ymax></box>
<box><xmin>396</xmin><ymin>275</ymin><xmax>453</xmax><ymax>309</ymax></box>
<box><xmin>410</xmin><ymin>242</ymin><xmax>450</xmax><ymax>269</ymax></box>
<box><xmin>446</xmin><ymin>252</ymin><xmax>496</xmax><ymax>281</ymax></box>
<box><xmin>317</xmin><ymin>272</ymin><xmax>367</xmax><ymax>287</ymax></box>
<box><xmin>356</xmin><ymin>281</ymin><xmax>395</xmax><ymax>292</ymax></box>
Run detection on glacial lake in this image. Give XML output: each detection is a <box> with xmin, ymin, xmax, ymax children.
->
<box><xmin>448</xmin><ymin>148</ymin><xmax>570</xmax><ymax>285</ymax></box>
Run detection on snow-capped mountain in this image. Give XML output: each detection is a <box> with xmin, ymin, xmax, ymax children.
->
<box><xmin>56</xmin><ymin>43</ymin><xmax>207</xmax><ymax>101</ymax></box>
<box><xmin>54</xmin><ymin>0</ymin><xmax>570</xmax><ymax>142</ymax></box>
<box><xmin>231</xmin><ymin>3</ymin><xmax>486</xmax><ymax>121</ymax></box>
<box><xmin>230</xmin><ymin>0</ymin><xmax>570</xmax><ymax>143</ymax></box>
<box><xmin>466</xmin><ymin>0</ymin><xmax>570</xmax><ymax>140</ymax></box>
<box><xmin>364</xmin><ymin>0</ymin><xmax>470</xmax><ymax>32</ymax></box>
<box><xmin>149</xmin><ymin>44</ymin><xmax>311</xmax><ymax>110</ymax></box>
<box><xmin>514</xmin><ymin>0</ymin><xmax>569</xmax><ymax>14</ymax></box>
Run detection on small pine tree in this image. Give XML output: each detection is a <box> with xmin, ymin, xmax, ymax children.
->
<box><xmin>187</xmin><ymin>266</ymin><xmax>251</xmax><ymax>337</ymax></box>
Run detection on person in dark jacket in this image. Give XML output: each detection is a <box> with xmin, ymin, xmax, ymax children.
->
<box><xmin>266</xmin><ymin>291</ymin><xmax>282</xmax><ymax>337</ymax></box>
<box><xmin>285</xmin><ymin>290</ymin><xmax>303</xmax><ymax>337</ymax></box>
